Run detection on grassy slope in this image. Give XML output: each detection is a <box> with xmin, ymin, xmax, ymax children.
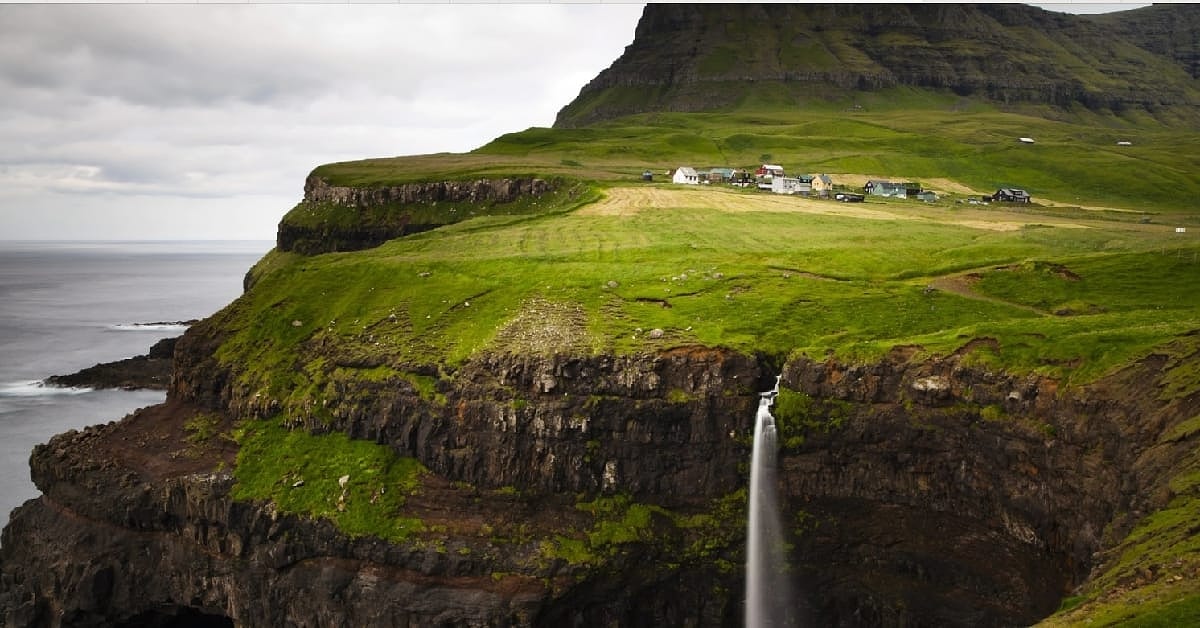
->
<box><xmin>228</xmin><ymin>102</ymin><xmax>1200</xmax><ymax>624</ymax></box>
<box><xmin>316</xmin><ymin>92</ymin><xmax>1200</xmax><ymax>214</ymax></box>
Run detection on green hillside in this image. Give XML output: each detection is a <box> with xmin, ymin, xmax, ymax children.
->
<box><xmin>239</xmin><ymin>6</ymin><xmax>1200</xmax><ymax>624</ymax></box>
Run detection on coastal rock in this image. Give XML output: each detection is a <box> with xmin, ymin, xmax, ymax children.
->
<box><xmin>44</xmin><ymin>335</ymin><xmax>181</xmax><ymax>391</ymax></box>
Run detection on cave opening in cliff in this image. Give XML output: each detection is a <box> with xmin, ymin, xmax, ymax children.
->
<box><xmin>116</xmin><ymin>607</ymin><xmax>234</xmax><ymax>628</ymax></box>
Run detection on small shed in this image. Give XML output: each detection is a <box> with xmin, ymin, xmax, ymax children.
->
<box><xmin>916</xmin><ymin>191</ymin><xmax>938</xmax><ymax>202</ymax></box>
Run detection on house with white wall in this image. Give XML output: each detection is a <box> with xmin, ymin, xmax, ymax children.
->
<box><xmin>673</xmin><ymin>167</ymin><xmax>700</xmax><ymax>185</ymax></box>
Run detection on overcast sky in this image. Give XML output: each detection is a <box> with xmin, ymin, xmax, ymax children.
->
<box><xmin>0</xmin><ymin>3</ymin><xmax>646</xmax><ymax>240</ymax></box>
<box><xmin>0</xmin><ymin>2</ymin><xmax>1146</xmax><ymax>241</ymax></box>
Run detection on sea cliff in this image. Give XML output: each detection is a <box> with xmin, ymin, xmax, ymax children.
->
<box><xmin>3</xmin><ymin>324</ymin><xmax>1197</xmax><ymax>625</ymax></box>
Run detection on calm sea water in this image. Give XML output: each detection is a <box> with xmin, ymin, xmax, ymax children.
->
<box><xmin>0</xmin><ymin>240</ymin><xmax>271</xmax><ymax>530</ymax></box>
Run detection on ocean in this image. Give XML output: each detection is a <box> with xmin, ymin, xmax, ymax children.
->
<box><xmin>0</xmin><ymin>240</ymin><xmax>272</xmax><ymax>531</ymax></box>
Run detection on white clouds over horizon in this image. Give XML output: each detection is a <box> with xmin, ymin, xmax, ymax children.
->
<box><xmin>0</xmin><ymin>3</ymin><xmax>645</xmax><ymax>240</ymax></box>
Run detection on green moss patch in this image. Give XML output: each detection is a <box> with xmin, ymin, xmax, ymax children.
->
<box><xmin>231</xmin><ymin>417</ymin><xmax>427</xmax><ymax>542</ymax></box>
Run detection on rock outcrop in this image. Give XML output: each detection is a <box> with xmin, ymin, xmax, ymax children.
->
<box><xmin>301</xmin><ymin>176</ymin><xmax>552</xmax><ymax>208</ymax></box>
<box><xmin>45</xmin><ymin>335</ymin><xmax>182</xmax><ymax>391</ymax></box>
<box><xmin>276</xmin><ymin>176</ymin><xmax>554</xmax><ymax>255</ymax></box>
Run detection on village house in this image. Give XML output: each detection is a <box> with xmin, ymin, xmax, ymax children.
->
<box><xmin>771</xmin><ymin>176</ymin><xmax>811</xmax><ymax>195</ymax></box>
<box><xmin>812</xmin><ymin>174</ymin><xmax>834</xmax><ymax>197</ymax></box>
<box><xmin>991</xmin><ymin>188</ymin><xmax>1031</xmax><ymax>203</ymax></box>
<box><xmin>864</xmin><ymin>180</ymin><xmax>920</xmax><ymax>199</ymax></box>
<box><xmin>755</xmin><ymin>164</ymin><xmax>785</xmax><ymax>190</ymax></box>
<box><xmin>706</xmin><ymin>167</ymin><xmax>735</xmax><ymax>184</ymax></box>
<box><xmin>755</xmin><ymin>164</ymin><xmax>785</xmax><ymax>179</ymax></box>
<box><xmin>672</xmin><ymin>167</ymin><xmax>701</xmax><ymax>185</ymax></box>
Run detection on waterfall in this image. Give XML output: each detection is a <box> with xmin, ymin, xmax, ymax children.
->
<box><xmin>746</xmin><ymin>376</ymin><xmax>795</xmax><ymax>628</ymax></box>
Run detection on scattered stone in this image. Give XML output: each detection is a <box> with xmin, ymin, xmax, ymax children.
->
<box><xmin>648</xmin><ymin>328</ymin><xmax>665</xmax><ymax>339</ymax></box>
<box><xmin>339</xmin><ymin>474</ymin><xmax>350</xmax><ymax>488</ymax></box>
<box><xmin>606</xmin><ymin>280</ymin><xmax>619</xmax><ymax>289</ymax></box>
<box><xmin>292</xmin><ymin>320</ymin><xmax>303</xmax><ymax>327</ymax></box>
<box><xmin>912</xmin><ymin>375</ymin><xmax>950</xmax><ymax>393</ymax></box>
<box><xmin>291</xmin><ymin>479</ymin><xmax>305</xmax><ymax>488</ymax></box>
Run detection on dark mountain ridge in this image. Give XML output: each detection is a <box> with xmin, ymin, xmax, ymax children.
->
<box><xmin>555</xmin><ymin>3</ymin><xmax>1200</xmax><ymax>127</ymax></box>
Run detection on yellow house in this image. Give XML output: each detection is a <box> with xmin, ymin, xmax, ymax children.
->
<box><xmin>812</xmin><ymin>174</ymin><xmax>834</xmax><ymax>197</ymax></box>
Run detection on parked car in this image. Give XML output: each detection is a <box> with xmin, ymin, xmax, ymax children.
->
<box><xmin>835</xmin><ymin>192</ymin><xmax>864</xmax><ymax>203</ymax></box>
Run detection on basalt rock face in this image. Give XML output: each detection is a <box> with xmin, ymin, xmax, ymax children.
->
<box><xmin>1092</xmin><ymin>3</ymin><xmax>1200</xmax><ymax>79</ymax></box>
<box><xmin>4</xmin><ymin>329</ymin><xmax>1197</xmax><ymax>627</ymax></box>
<box><xmin>554</xmin><ymin>3</ymin><xmax>1200</xmax><ymax>127</ymax></box>
<box><xmin>0</xmin><ymin>404</ymin><xmax>550</xmax><ymax>627</ymax></box>
<box><xmin>302</xmin><ymin>176</ymin><xmax>552</xmax><ymax>208</ymax></box>
<box><xmin>773</xmin><ymin>346</ymin><xmax>1199</xmax><ymax>626</ymax></box>
<box><xmin>174</xmin><ymin>338</ymin><xmax>770</xmax><ymax>503</ymax></box>
<box><xmin>276</xmin><ymin>176</ymin><xmax>553</xmax><ymax>255</ymax></box>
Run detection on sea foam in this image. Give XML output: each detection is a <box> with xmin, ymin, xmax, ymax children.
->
<box><xmin>109</xmin><ymin>322</ymin><xmax>192</xmax><ymax>332</ymax></box>
<box><xmin>0</xmin><ymin>380</ymin><xmax>93</xmax><ymax>397</ymax></box>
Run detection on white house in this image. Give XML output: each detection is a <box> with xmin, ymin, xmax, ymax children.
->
<box><xmin>673</xmin><ymin>167</ymin><xmax>700</xmax><ymax>185</ymax></box>
<box><xmin>771</xmin><ymin>176</ymin><xmax>810</xmax><ymax>195</ymax></box>
<box><xmin>755</xmin><ymin>164</ymin><xmax>785</xmax><ymax>190</ymax></box>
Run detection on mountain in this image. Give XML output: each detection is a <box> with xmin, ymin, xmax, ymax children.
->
<box><xmin>555</xmin><ymin>3</ymin><xmax>1200</xmax><ymax>128</ymax></box>
<box><xmin>1090</xmin><ymin>3</ymin><xmax>1200</xmax><ymax>79</ymax></box>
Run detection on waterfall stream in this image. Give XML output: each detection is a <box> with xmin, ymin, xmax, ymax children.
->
<box><xmin>745</xmin><ymin>376</ymin><xmax>795</xmax><ymax>627</ymax></box>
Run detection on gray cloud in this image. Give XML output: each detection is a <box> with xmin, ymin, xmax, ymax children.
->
<box><xmin>0</xmin><ymin>3</ymin><xmax>645</xmax><ymax>240</ymax></box>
